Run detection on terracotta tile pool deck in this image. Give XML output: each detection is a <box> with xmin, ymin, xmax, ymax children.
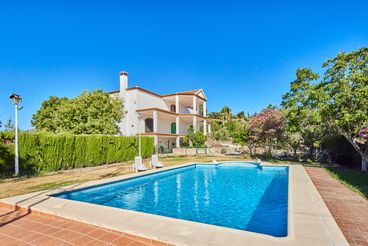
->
<box><xmin>0</xmin><ymin>206</ymin><xmax>169</xmax><ymax>246</ymax></box>
<box><xmin>305</xmin><ymin>167</ymin><xmax>368</xmax><ymax>246</ymax></box>
<box><xmin>0</xmin><ymin>164</ymin><xmax>352</xmax><ymax>245</ymax></box>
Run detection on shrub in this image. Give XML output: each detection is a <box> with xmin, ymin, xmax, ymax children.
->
<box><xmin>182</xmin><ymin>126</ymin><xmax>207</xmax><ymax>148</ymax></box>
<box><xmin>0</xmin><ymin>142</ymin><xmax>14</xmax><ymax>174</ymax></box>
<box><xmin>0</xmin><ymin>132</ymin><xmax>154</xmax><ymax>174</ymax></box>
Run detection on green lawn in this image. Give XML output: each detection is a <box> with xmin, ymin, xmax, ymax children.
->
<box><xmin>325</xmin><ymin>167</ymin><xmax>368</xmax><ymax>200</ymax></box>
<box><xmin>268</xmin><ymin>158</ymin><xmax>368</xmax><ymax>200</ymax></box>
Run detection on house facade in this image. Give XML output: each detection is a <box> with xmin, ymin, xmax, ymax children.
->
<box><xmin>109</xmin><ymin>71</ymin><xmax>209</xmax><ymax>153</ymax></box>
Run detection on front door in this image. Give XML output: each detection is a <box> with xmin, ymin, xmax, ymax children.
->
<box><xmin>171</xmin><ymin>122</ymin><xmax>176</xmax><ymax>134</ymax></box>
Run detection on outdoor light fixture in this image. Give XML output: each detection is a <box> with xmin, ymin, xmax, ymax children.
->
<box><xmin>9</xmin><ymin>93</ymin><xmax>22</xmax><ymax>176</ymax></box>
<box><xmin>9</xmin><ymin>93</ymin><xmax>22</xmax><ymax>105</ymax></box>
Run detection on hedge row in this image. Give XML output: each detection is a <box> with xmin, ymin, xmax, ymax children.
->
<box><xmin>0</xmin><ymin>132</ymin><xmax>154</xmax><ymax>173</ymax></box>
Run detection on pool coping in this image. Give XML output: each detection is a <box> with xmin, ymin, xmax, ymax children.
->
<box><xmin>0</xmin><ymin>162</ymin><xmax>348</xmax><ymax>246</ymax></box>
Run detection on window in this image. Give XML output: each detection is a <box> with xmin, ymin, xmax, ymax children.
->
<box><xmin>145</xmin><ymin>118</ymin><xmax>154</xmax><ymax>133</ymax></box>
<box><xmin>170</xmin><ymin>104</ymin><xmax>176</xmax><ymax>112</ymax></box>
<box><xmin>198</xmin><ymin>104</ymin><xmax>203</xmax><ymax>115</ymax></box>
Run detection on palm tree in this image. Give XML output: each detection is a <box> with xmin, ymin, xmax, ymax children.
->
<box><xmin>220</xmin><ymin>106</ymin><xmax>232</xmax><ymax>122</ymax></box>
<box><xmin>236</xmin><ymin>111</ymin><xmax>245</xmax><ymax>119</ymax></box>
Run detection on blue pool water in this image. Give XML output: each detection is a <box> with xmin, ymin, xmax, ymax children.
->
<box><xmin>54</xmin><ymin>162</ymin><xmax>288</xmax><ymax>237</ymax></box>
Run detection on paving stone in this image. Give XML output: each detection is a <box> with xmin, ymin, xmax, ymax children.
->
<box><xmin>305</xmin><ymin>167</ymin><xmax>368</xmax><ymax>246</ymax></box>
<box><xmin>0</xmin><ymin>206</ymin><xmax>168</xmax><ymax>245</ymax></box>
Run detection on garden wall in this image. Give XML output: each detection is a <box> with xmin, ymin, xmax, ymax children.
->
<box><xmin>0</xmin><ymin>132</ymin><xmax>154</xmax><ymax>174</ymax></box>
<box><xmin>172</xmin><ymin>147</ymin><xmax>214</xmax><ymax>156</ymax></box>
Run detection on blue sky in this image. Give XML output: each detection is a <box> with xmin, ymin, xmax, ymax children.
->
<box><xmin>1</xmin><ymin>0</ymin><xmax>367</xmax><ymax>130</ymax></box>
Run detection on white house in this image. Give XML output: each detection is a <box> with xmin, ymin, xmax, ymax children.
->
<box><xmin>109</xmin><ymin>71</ymin><xmax>209</xmax><ymax>153</ymax></box>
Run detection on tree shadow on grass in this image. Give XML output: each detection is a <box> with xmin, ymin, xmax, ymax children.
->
<box><xmin>100</xmin><ymin>165</ymin><xmax>130</xmax><ymax>179</ymax></box>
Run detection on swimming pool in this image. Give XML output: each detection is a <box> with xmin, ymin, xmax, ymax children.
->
<box><xmin>54</xmin><ymin>162</ymin><xmax>288</xmax><ymax>237</ymax></box>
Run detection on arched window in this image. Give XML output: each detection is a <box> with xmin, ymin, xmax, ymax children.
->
<box><xmin>145</xmin><ymin>118</ymin><xmax>154</xmax><ymax>133</ymax></box>
<box><xmin>171</xmin><ymin>122</ymin><xmax>176</xmax><ymax>134</ymax></box>
<box><xmin>170</xmin><ymin>104</ymin><xmax>176</xmax><ymax>112</ymax></box>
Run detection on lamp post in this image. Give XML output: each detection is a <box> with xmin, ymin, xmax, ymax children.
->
<box><xmin>9</xmin><ymin>93</ymin><xmax>22</xmax><ymax>176</ymax></box>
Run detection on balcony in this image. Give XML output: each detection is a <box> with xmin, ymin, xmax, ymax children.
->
<box><xmin>162</xmin><ymin>94</ymin><xmax>207</xmax><ymax>117</ymax></box>
<box><xmin>137</xmin><ymin>109</ymin><xmax>206</xmax><ymax>136</ymax></box>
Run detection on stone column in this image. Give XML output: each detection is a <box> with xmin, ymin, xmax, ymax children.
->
<box><xmin>176</xmin><ymin>137</ymin><xmax>180</xmax><ymax>148</ymax></box>
<box><xmin>204</xmin><ymin>120</ymin><xmax>207</xmax><ymax>135</ymax></box>
<box><xmin>192</xmin><ymin>96</ymin><xmax>197</xmax><ymax>114</ymax></box>
<box><xmin>153</xmin><ymin>110</ymin><xmax>159</xmax><ymax>152</ymax></box>
<box><xmin>153</xmin><ymin>110</ymin><xmax>158</xmax><ymax>132</ymax></box>
<box><xmin>176</xmin><ymin>116</ymin><xmax>180</xmax><ymax>134</ymax></box>
<box><xmin>175</xmin><ymin>95</ymin><xmax>180</xmax><ymax>113</ymax></box>
<box><xmin>193</xmin><ymin>116</ymin><xmax>197</xmax><ymax>133</ymax></box>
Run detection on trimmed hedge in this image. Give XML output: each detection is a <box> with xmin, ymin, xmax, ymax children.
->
<box><xmin>0</xmin><ymin>132</ymin><xmax>154</xmax><ymax>173</ymax></box>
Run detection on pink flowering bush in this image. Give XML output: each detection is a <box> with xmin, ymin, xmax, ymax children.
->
<box><xmin>354</xmin><ymin>127</ymin><xmax>368</xmax><ymax>145</ymax></box>
<box><xmin>249</xmin><ymin>108</ymin><xmax>286</xmax><ymax>153</ymax></box>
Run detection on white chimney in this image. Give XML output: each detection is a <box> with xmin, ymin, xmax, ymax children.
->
<box><xmin>120</xmin><ymin>71</ymin><xmax>128</xmax><ymax>92</ymax></box>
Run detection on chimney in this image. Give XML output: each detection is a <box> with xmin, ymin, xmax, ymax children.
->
<box><xmin>120</xmin><ymin>71</ymin><xmax>128</xmax><ymax>92</ymax></box>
